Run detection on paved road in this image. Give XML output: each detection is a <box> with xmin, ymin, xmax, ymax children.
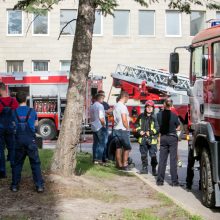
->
<box><xmin>43</xmin><ymin>138</ymin><xmax>220</xmax><ymax>220</ymax></box>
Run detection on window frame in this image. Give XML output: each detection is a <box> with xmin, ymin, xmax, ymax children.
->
<box><xmin>138</xmin><ymin>10</ymin><xmax>155</xmax><ymax>37</ymax></box>
<box><xmin>113</xmin><ymin>10</ymin><xmax>130</xmax><ymax>37</ymax></box>
<box><xmin>7</xmin><ymin>9</ymin><xmax>23</xmax><ymax>36</ymax></box>
<box><xmin>165</xmin><ymin>10</ymin><xmax>182</xmax><ymax>37</ymax></box>
<box><xmin>93</xmin><ymin>10</ymin><xmax>103</xmax><ymax>36</ymax></box>
<box><xmin>60</xmin><ymin>60</ymin><xmax>71</xmax><ymax>71</ymax></box>
<box><xmin>32</xmin><ymin>12</ymin><xmax>49</xmax><ymax>36</ymax></box>
<box><xmin>32</xmin><ymin>60</ymin><xmax>49</xmax><ymax>71</ymax></box>
<box><xmin>6</xmin><ymin>60</ymin><xmax>24</xmax><ymax>72</ymax></box>
<box><xmin>190</xmin><ymin>11</ymin><xmax>205</xmax><ymax>37</ymax></box>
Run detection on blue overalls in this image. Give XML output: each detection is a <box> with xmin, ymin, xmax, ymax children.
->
<box><xmin>0</xmin><ymin>99</ymin><xmax>15</xmax><ymax>178</ymax></box>
<box><xmin>11</xmin><ymin>107</ymin><xmax>44</xmax><ymax>188</ymax></box>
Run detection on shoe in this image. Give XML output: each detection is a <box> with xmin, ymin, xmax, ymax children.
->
<box><xmin>36</xmin><ymin>186</ymin><xmax>44</xmax><ymax>193</ymax></box>
<box><xmin>186</xmin><ymin>185</ymin><xmax>192</xmax><ymax>190</ymax></box>
<box><xmin>0</xmin><ymin>173</ymin><xmax>7</xmax><ymax>179</ymax></box>
<box><xmin>140</xmin><ymin>167</ymin><xmax>148</xmax><ymax>174</ymax></box>
<box><xmin>177</xmin><ymin>160</ymin><xmax>183</xmax><ymax>167</ymax></box>
<box><xmin>156</xmin><ymin>181</ymin><xmax>164</xmax><ymax>186</ymax></box>
<box><xmin>170</xmin><ymin>182</ymin><xmax>179</xmax><ymax>187</ymax></box>
<box><xmin>10</xmin><ymin>185</ymin><xmax>18</xmax><ymax>192</ymax></box>
<box><xmin>121</xmin><ymin>166</ymin><xmax>133</xmax><ymax>172</ymax></box>
<box><xmin>152</xmin><ymin>167</ymin><xmax>158</xmax><ymax>176</ymax></box>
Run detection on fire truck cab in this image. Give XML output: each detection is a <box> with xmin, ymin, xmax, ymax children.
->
<box><xmin>170</xmin><ymin>23</ymin><xmax>220</xmax><ymax>207</ymax></box>
<box><xmin>0</xmin><ymin>71</ymin><xmax>103</xmax><ymax>140</ymax></box>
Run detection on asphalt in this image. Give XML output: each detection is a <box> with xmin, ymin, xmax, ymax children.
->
<box><xmin>43</xmin><ymin>138</ymin><xmax>220</xmax><ymax>220</ymax></box>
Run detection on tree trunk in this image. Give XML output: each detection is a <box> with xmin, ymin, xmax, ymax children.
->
<box><xmin>51</xmin><ymin>0</ymin><xmax>96</xmax><ymax>176</ymax></box>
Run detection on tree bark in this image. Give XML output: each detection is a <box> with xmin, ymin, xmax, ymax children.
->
<box><xmin>51</xmin><ymin>0</ymin><xmax>96</xmax><ymax>176</ymax></box>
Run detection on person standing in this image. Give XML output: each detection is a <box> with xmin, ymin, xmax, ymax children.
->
<box><xmin>156</xmin><ymin>98</ymin><xmax>180</xmax><ymax>186</ymax></box>
<box><xmin>135</xmin><ymin>100</ymin><xmax>159</xmax><ymax>176</ymax></box>
<box><xmin>90</xmin><ymin>93</ymin><xmax>106</xmax><ymax>164</ymax></box>
<box><xmin>113</xmin><ymin>91</ymin><xmax>131</xmax><ymax>171</ymax></box>
<box><xmin>0</xmin><ymin>82</ymin><xmax>19</xmax><ymax>178</ymax></box>
<box><xmin>11</xmin><ymin>91</ymin><xmax>44</xmax><ymax>192</ymax></box>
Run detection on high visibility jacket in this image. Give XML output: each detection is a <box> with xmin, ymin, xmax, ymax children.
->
<box><xmin>135</xmin><ymin>113</ymin><xmax>159</xmax><ymax>145</ymax></box>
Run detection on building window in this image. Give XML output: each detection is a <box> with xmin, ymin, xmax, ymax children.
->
<box><xmin>33</xmin><ymin>11</ymin><xmax>49</xmax><ymax>35</ymax></box>
<box><xmin>94</xmin><ymin>10</ymin><xmax>102</xmax><ymax>35</ymax></box>
<box><xmin>166</xmin><ymin>11</ymin><xmax>181</xmax><ymax>36</ymax></box>
<box><xmin>7</xmin><ymin>61</ymin><xmax>23</xmax><ymax>72</ymax></box>
<box><xmin>60</xmin><ymin>60</ymin><xmax>71</xmax><ymax>71</ymax></box>
<box><xmin>138</xmin><ymin>10</ymin><xmax>155</xmax><ymax>36</ymax></box>
<box><xmin>190</xmin><ymin>11</ymin><xmax>205</xmax><ymax>36</ymax></box>
<box><xmin>33</xmin><ymin>61</ymin><xmax>49</xmax><ymax>71</ymax></box>
<box><xmin>7</xmin><ymin>10</ymin><xmax>22</xmax><ymax>35</ymax></box>
<box><xmin>60</xmin><ymin>9</ymin><xmax>77</xmax><ymax>35</ymax></box>
<box><xmin>216</xmin><ymin>11</ymin><xmax>220</xmax><ymax>19</ymax></box>
<box><xmin>113</xmin><ymin>10</ymin><xmax>130</xmax><ymax>36</ymax></box>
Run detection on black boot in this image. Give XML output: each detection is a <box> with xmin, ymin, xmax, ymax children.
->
<box><xmin>152</xmin><ymin>166</ymin><xmax>157</xmax><ymax>176</ymax></box>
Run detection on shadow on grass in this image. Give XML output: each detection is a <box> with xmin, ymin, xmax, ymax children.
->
<box><xmin>75</xmin><ymin>152</ymin><xmax>133</xmax><ymax>178</ymax></box>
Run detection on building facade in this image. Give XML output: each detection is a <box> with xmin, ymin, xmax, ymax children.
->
<box><xmin>0</xmin><ymin>0</ymin><xmax>219</xmax><ymax>101</ymax></box>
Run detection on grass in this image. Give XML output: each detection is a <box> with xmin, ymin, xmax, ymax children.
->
<box><xmin>123</xmin><ymin>208</ymin><xmax>160</xmax><ymax>220</ymax></box>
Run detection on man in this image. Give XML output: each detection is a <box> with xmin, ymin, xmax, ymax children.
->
<box><xmin>90</xmin><ymin>93</ymin><xmax>106</xmax><ymax>164</ymax></box>
<box><xmin>97</xmin><ymin>90</ymin><xmax>113</xmax><ymax>162</ymax></box>
<box><xmin>135</xmin><ymin>100</ymin><xmax>159</xmax><ymax>176</ymax></box>
<box><xmin>0</xmin><ymin>82</ymin><xmax>18</xmax><ymax>178</ymax></box>
<box><xmin>157</xmin><ymin>98</ymin><xmax>180</xmax><ymax>186</ymax></box>
<box><xmin>11</xmin><ymin>91</ymin><xmax>44</xmax><ymax>192</ymax></box>
<box><xmin>113</xmin><ymin>91</ymin><xmax>131</xmax><ymax>171</ymax></box>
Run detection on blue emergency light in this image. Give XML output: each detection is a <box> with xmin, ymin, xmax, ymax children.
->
<box><xmin>211</xmin><ymin>20</ymin><xmax>220</xmax><ymax>27</ymax></box>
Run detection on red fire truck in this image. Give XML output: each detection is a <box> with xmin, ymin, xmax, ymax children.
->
<box><xmin>0</xmin><ymin>71</ymin><xmax>103</xmax><ymax>140</ymax></box>
<box><xmin>170</xmin><ymin>22</ymin><xmax>220</xmax><ymax>207</ymax></box>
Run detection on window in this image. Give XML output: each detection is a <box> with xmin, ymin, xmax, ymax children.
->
<box><xmin>33</xmin><ymin>61</ymin><xmax>49</xmax><ymax>71</ymax></box>
<box><xmin>7</xmin><ymin>10</ymin><xmax>22</xmax><ymax>35</ymax></box>
<box><xmin>190</xmin><ymin>11</ymin><xmax>205</xmax><ymax>36</ymax></box>
<box><xmin>138</xmin><ymin>10</ymin><xmax>155</xmax><ymax>36</ymax></box>
<box><xmin>33</xmin><ymin>11</ymin><xmax>48</xmax><ymax>35</ymax></box>
<box><xmin>166</xmin><ymin>11</ymin><xmax>181</xmax><ymax>36</ymax></box>
<box><xmin>94</xmin><ymin>10</ymin><xmax>102</xmax><ymax>35</ymax></box>
<box><xmin>60</xmin><ymin>60</ymin><xmax>71</xmax><ymax>71</ymax></box>
<box><xmin>191</xmin><ymin>45</ymin><xmax>208</xmax><ymax>83</ymax></box>
<box><xmin>216</xmin><ymin>11</ymin><xmax>220</xmax><ymax>19</ymax></box>
<box><xmin>7</xmin><ymin>61</ymin><xmax>23</xmax><ymax>72</ymax></box>
<box><xmin>60</xmin><ymin>9</ymin><xmax>77</xmax><ymax>35</ymax></box>
<box><xmin>213</xmin><ymin>42</ymin><xmax>220</xmax><ymax>77</ymax></box>
<box><xmin>113</xmin><ymin>10</ymin><xmax>130</xmax><ymax>36</ymax></box>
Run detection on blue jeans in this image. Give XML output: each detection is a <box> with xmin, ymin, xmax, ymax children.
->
<box><xmin>11</xmin><ymin>134</ymin><xmax>44</xmax><ymax>188</ymax></box>
<box><xmin>93</xmin><ymin>127</ymin><xmax>107</xmax><ymax>161</ymax></box>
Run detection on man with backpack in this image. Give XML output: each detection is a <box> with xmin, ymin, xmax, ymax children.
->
<box><xmin>0</xmin><ymin>82</ymin><xmax>18</xmax><ymax>178</ymax></box>
<box><xmin>11</xmin><ymin>91</ymin><xmax>44</xmax><ymax>192</ymax></box>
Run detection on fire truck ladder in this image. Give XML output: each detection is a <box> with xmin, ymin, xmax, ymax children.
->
<box><xmin>111</xmin><ymin>64</ymin><xmax>190</xmax><ymax>96</ymax></box>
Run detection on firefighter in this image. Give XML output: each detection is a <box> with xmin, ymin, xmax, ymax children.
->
<box><xmin>135</xmin><ymin>100</ymin><xmax>159</xmax><ymax>176</ymax></box>
<box><xmin>0</xmin><ymin>82</ymin><xmax>18</xmax><ymax>178</ymax></box>
<box><xmin>11</xmin><ymin>91</ymin><xmax>44</xmax><ymax>192</ymax></box>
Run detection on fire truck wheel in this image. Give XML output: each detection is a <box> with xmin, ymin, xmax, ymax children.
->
<box><xmin>201</xmin><ymin>148</ymin><xmax>215</xmax><ymax>208</ymax></box>
<box><xmin>38</xmin><ymin>119</ymin><xmax>57</xmax><ymax>140</ymax></box>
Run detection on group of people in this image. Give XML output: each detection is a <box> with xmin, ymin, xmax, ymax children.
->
<box><xmin>90</xmin><ymin>90</ymin><xmax>181</xmax><ymax>186</ymax></box>
<box><xmin>0</xmin><ymin>82</ymin><xmax>44</xmax><ymax>193</ymax></box>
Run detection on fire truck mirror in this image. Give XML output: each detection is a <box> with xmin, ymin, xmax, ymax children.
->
<box><xmin>169</xmin><ymin>52</ymin><xmax>179</xmax><ymax>74</ymax></box>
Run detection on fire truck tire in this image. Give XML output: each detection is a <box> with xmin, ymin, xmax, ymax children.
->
<box><xmin>201</xmin><ymin>148</ymin><xmax>215</xmax><ymax>208</ymax></box>
<box><xmin>38</xmin><ymin>119</ymin><xmax>57</xmax><ymax>140</ymax></box>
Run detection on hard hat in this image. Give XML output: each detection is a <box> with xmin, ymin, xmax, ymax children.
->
<box><xmin>145</xmin><ymin>100</ymin><xmax>155</xmax><ymax>107</ymax></box>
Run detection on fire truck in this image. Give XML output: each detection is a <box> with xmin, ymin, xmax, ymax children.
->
<box><xmin>169</xmin><ymin>22</ymin><xmax>220</xmax><ymax>207</ymax></box>
<box><xmin>0</xmin><ymin>71</ymin><xmax>103</xmax><ymax>140</ymax></box>
<box><xmin>110</xmin><ymin>64</ymin><xmax>189</xmax><ymax>128</ymax></box>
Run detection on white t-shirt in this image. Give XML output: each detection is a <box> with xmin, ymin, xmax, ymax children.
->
<box><xmin>113</xmin><ymin>101</ymin><xmax>129</xmax><ymax>130</ymax></box>
<box><xmin>90</xmin><ymin>101</ymin><xmax>106</xmax><ymax>132</ymax></box>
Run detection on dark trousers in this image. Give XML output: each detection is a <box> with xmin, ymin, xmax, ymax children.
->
<box><xmin>0</xmin><ymin>128</ymin><xmax>15</xmax><ymax>176</ymax></box>
<box><xmin>186</xmin><ymin>148</ymin><xmax>195</xmax><ymax>187</ymax></box>
<box><xmin>11</xmin><ymin>134</ymin><xmax>44</xmax><ymax>188</ymax></box>
<box><xmin>157</xmin><ymin>135</ymin><xmax>178</xmax><ymax>183</ymax></box>
<box><xmin>140</xmin><ymin>144</ymin><xmax>158</xmax><ymax>168</ymax></box>
<box><xmin>92</xmin><ymin>127</ymin><xmax>106</xmax><ymax>161</ymax></box>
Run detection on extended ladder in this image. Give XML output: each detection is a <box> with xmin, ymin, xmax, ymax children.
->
<box><xmin>111</xmin><ymin>64</ymin><xmax>190</xmax><ymax>96</ymax></box>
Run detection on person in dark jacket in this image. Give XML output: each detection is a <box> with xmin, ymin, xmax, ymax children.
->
<box><xmin>135</xmin><ymin>100</ymin><xmax>159</xmax><ymax>175</ymax></box>
<box><xmin>156</xmin><ymin>98</ymin><xmax>180</xmax><ymax>186</ymax></box>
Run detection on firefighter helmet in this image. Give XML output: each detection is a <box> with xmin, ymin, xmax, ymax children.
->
<box><xmin>145</xmin><ymin>100</ymin><xmax>155</xmax><ymax>107</ymax></box>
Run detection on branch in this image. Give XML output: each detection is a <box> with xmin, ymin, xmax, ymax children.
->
<box><xmin>58</xmin><ymin>18</ymin><xmax>77</xmax><ymax>40</ymax></box>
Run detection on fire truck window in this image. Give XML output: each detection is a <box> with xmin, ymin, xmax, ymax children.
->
<box><xmin>202</xmin><ymin>45</ymin><xmax>208</xmax><ymax>76</ymax></box>
<box><xmin>192</xmin><ymin>46</ymin><xmax>203</xmax><ymax>80</ymax></box>
<box><xmin>213</xmin><ymin>42</ymin><xmax>220</xmax><ymax>77</ymax></box>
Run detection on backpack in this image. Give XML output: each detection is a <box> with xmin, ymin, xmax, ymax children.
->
<box><xmin>14</xmin><ymin>108</ymin><xmax>33</xmax><ymax>135</ymax></box>
<box><xmin>0</xmin><ymin>98</ymin><xmax>14</xmax><ymax>128</ymax></box>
